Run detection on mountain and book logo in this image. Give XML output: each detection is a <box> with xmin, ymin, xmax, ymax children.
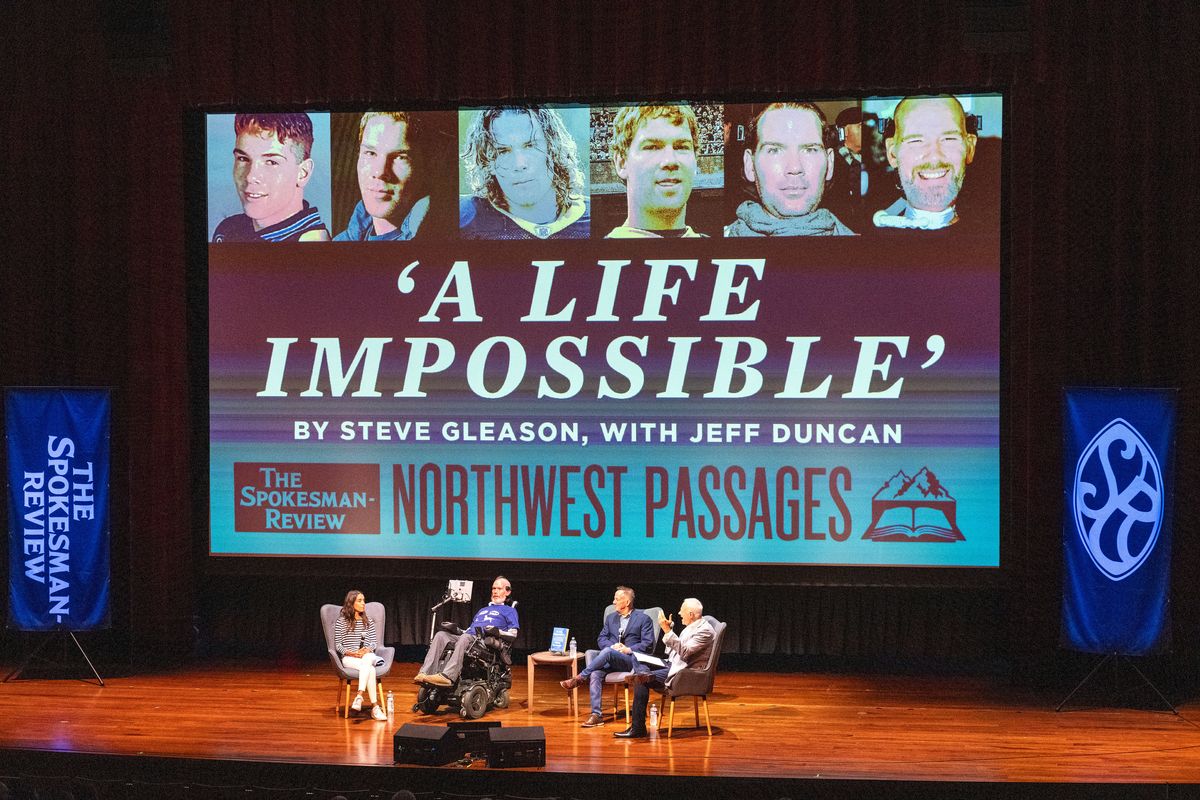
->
<box><xmin>862</xmin><ymin>467</ymin><xmax>964</xmax><ymax>542</ymax></box>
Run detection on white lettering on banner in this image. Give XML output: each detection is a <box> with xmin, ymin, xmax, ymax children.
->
<box><xmin>22</xmin><ymin>437</ymin><xmax>91</xmax><ymax>622</ymax></box>
<box><xmin>22</xmin><ymin>471</ymin><xmax>46</xmax><ymax>584</ymax></box>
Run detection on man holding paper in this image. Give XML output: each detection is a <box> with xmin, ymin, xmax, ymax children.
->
<box><xmin>614</xmin><ymin>598</ymin><xmax>715</xmax><ymax>739</ymax></box>
<box><xmin>559</xmin><ymin>586</ymin><xmax>655</xmax><ymax>728</ymax></box>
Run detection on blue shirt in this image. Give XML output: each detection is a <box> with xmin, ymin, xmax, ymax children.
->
<box><xmin>469</xmin><ymin>602</ymin><xmax>519</xmax><ymax>635</ymax></box>
<box><xmin>212</xmin><ymin>201</ymin><xmax>328</xmax><ymax>243</ymax></box>
<box><xmin>333</xmin><ymin>196</ymin><xmax>430</xmax><ymax>241</ymax></box>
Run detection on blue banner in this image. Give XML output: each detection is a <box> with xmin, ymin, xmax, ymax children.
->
<box><xmin>1062</xmin><ymin>388</ymin><xmax>1175</xmax><ymax>654</ymax></box>
<box><xmin>6</xmin><ymin>388</ymin><xmax>111</xmax><ymax>631</ymax></box>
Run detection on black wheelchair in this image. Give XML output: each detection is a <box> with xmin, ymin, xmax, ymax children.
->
<box><xmin>412</xmin><ymin>620</ymin><xmax>517</xmax><ymax>719</ymax></box>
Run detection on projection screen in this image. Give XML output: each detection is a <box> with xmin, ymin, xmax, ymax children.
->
<box><xmin>205</xmin><ymin>95</ymin><xmax>1002</xmax><ymax>567</ymax></box>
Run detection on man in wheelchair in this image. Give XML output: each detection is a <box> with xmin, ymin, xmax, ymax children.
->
<box><xmin>412</xmin><ymin>576</ymin><xmax>519</xmax><ymax>718</ymax></box>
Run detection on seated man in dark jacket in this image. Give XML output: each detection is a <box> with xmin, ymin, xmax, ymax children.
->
<box><xmin>560</xmin><ymin>586</ymin><xmax>655</xmax><ymax>728</ymax></box>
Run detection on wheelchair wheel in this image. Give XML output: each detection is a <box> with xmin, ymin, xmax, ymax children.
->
<box><xmin>493</xmin><ymin>688</ymin><xmax>510</xmax><ymax>709</ymax></box>
<box><xmin>461</xmin><ymin>684</ymin><xmax>488</xmax><ymax>719</ymax></box>
<box><xmin>415</xmin><ymin>686</ymin><xmax>440</xmax><ymax>715</ymax></box>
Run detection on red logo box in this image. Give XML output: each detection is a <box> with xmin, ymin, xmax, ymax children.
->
<box><xmin>234</xmin><ymin>462</ymin><xmax>380</xmax><ymax>533</ymax></box>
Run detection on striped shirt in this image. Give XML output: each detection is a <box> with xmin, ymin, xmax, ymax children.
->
<box><xmin>333</xmin><ymin>615</ymin><xmax>377</xmax><ymax>657</ymax></box>
<box><xmin>212</xmin><ymin>202</ymin><xmax>329</xmax><ymax>243</ymax></box>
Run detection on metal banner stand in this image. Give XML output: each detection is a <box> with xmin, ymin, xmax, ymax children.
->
<box><xmin>1056</xmin><ymin>652</ymin><xmax>1174</xmax><ymax>713</ymax></box>
<box><xmin>4</xmin><ymin>628</ymin><xmax>104</xmax><ymax>686</ymax></box>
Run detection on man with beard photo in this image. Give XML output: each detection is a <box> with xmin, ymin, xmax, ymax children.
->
<box><xmin>873</xmin><ymin>95</ymin><xmax>978</xmax><ymax>232</ymax></box>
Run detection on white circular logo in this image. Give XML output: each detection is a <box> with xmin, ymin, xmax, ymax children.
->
<box><xmin>1073</xmin><ymin>418</ymin><xmax>1163</xmax><ymax>582</ymax></box>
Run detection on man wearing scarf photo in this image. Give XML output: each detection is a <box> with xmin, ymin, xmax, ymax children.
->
<box><xmin>724</xmin><ymin>102</ymin><xmax>855</xmax><ymax>237</ymax></box>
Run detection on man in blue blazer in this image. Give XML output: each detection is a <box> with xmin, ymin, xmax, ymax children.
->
<box><xmin>560</xmin><ymin>586</ymin><xmax>655</xmax><ymax>727</ymax></box>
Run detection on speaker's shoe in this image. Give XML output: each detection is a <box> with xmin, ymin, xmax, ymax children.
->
<box><xmin>613</xmin><ymin>726</ymin><xmax>648</xmax><ymax>739</ymax></box>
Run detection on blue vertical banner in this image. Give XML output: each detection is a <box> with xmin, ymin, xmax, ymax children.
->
<box><xmin>1062</xmin><ymin>388</ymin><xmax>1176</xmax><ymax>654</ymax></box>
<box><xmin>6</xmin><ymin>388</ymin><xmax>111</xmax><ymax>631</ymax></box>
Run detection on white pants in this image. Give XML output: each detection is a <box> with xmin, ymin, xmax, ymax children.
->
<box><xmin>342</xmin><ymin>655</ymin><xmax>379</xmax><ymax>703</ymax></box>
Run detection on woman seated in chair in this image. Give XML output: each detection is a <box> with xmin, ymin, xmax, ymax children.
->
<box><xmin>335</xmin><ymin>590</ymin><xmax>388</xmax><ymax>721</ymax></box>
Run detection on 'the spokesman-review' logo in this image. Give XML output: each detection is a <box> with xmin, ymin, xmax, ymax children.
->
<box><xmin>234</xmin><ymin>463</ymin><xmax>380</xmax><ymax>533</ymax></box>
<box><xmin>862</xmin><ymin>466</ymin><xmax>964</xmax><ymax>542</ymax></box>
<box><xmin>1072</xmin><ymin>418</ymin><xmax>1163</xmax><ymax>582</ymax></box>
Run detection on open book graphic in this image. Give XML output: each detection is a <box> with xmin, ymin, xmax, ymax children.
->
<box><xmin>863</xmin><ymin>467</ymin><xmax>964</xmax><ymax>542</ymax></box>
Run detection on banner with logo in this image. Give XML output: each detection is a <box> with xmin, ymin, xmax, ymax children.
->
<box><xmin>1062</xmin><ymin>388</ymin><xmax>1175</xmax><ymax>654</ymax></box>
<box><xmin>6</xmin><ymin>388</ymin><xmax>111</xmax><ymax>631</ymax></box>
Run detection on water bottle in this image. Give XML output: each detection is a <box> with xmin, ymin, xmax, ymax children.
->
<box><xmin>386</xmin><ymin>690</ymin><xmax>394</xmax><ymax>716</ymax></box>
<box><xmin>569</xmin><ymin>636</ymin><xmax>577</xmax><ymax>660</ymax></box>
<box><xmin>649</xmin><ymin>703</ymin><xmax>659</xmax><ymax>729</ymax></box>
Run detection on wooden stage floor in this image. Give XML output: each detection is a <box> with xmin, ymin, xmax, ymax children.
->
<box><xmin>3</xmin><ymin>660</ymin><xmax>1200</xmax><ymax>792</ymax></box>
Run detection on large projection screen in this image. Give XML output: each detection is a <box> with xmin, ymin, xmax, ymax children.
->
<box><xmin>205</xmin><ymin>95</ymin><xmax>1002</xmax><ymax>567</ymax></box>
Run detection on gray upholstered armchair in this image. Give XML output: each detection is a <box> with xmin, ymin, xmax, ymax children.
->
<box><xmin>320</xmin><ymin>602</ymin><xmax>395</xmax><ymax>718</ymax></box>
<box><xmin>657</xmin><ymin>615</ymin><xmax>726</xmax><ymax>736</ymax></box>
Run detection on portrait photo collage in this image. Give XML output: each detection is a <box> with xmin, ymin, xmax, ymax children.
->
<box><xmin>205</xmin><ymin>96</ymin><xmax>1002</xmax><ymax>244</ymax></box>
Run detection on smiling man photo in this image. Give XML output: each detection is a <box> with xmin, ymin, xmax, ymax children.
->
<box><xmin>212</xmin><ymin>113</ymin><xmax>330</xmax><ymax>243</ymax></box>
<box><xmin>606</xmin><ymin>104</ymin><xmax>705</xmax><ymax>238</ymax></box>
<box><xmin>873</xmin><ymin>95</ymin><xmax>977</xmax><ymax>231</ymax></box>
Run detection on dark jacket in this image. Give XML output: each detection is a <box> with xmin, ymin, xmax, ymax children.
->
<box><xmin>597</xmin><ymin>608</ymin><xmax>655</xmax><ymax>654</ymax></box>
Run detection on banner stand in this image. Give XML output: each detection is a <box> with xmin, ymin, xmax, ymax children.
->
<box><xmin>1055</xmin><ymin>652</ymin><xmax>1174</xmax><ymax>714</ymax></box>
<box><xmin>1059</xmin><ymin>388</ymin><xmax>1177</xmax><ymax>714</ymax></box>
<box><xmin>4</xmin><ymin>629</ymin><xmax>104</xmax><ymax>686</ymax></box>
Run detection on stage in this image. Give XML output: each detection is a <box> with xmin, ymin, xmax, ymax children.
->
<box><xmin>3</xmin><ymin>660</ymin><xmax>1200</xmax><ymax>798</ymax></box>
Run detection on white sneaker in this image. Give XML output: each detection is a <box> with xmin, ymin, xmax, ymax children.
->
<box><xmin>371</xmin><ymin>704</ymin><xmax>388</xmax><ymax>721</ymax></box>
<box><xmin>351</xmin><ymin>695</ymin><xmax>363</xmax><ymax>712</ymax></box>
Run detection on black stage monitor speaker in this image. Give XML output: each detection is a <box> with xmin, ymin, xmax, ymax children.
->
<box><xmin>486</xmin><ymin>725</ymin><xmax>546</xmax><ymax>768</ymax></box>
<box><xmin>393</xmin><ymin>723</ymin><xmax>457</xmax><ymax>765</ymax></box>
<box><xmin>448</xmin><ymin>720</ymin><xmax>501</xmax><ymax>758</ymax></box>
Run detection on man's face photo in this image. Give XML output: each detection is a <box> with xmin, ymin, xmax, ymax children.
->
<box><xmin>618</xmin><ymin>115</ymin><xmax>697</xmax><ymax>224</ymax></box>
<box><xmin>232</xmin><ymin>129</ymin><xmax>312</xmax><ymax>229</ymax></box>
<box><xmin>886</xmin><ymin>97</ymin><xmax>977</xmax><ymax>212</ymax></box>
<box><xmin>357</xmin><ymin>115</ymin><xmax>413</xmax><ymax>231</ymax></box>
<box><xmin>490</xmin><ymin>110</ymin><xmax>555</xmax><ymax>217</ymax></box>
<box><xmin>744</xmin><ymin>106</ymin><xmax>834</xmax><ymax>219</ymax></box>
<box><xmin>843</xmin><ymin>122</ymin><xmax>862</xmax><ymax>154</ymax></box>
